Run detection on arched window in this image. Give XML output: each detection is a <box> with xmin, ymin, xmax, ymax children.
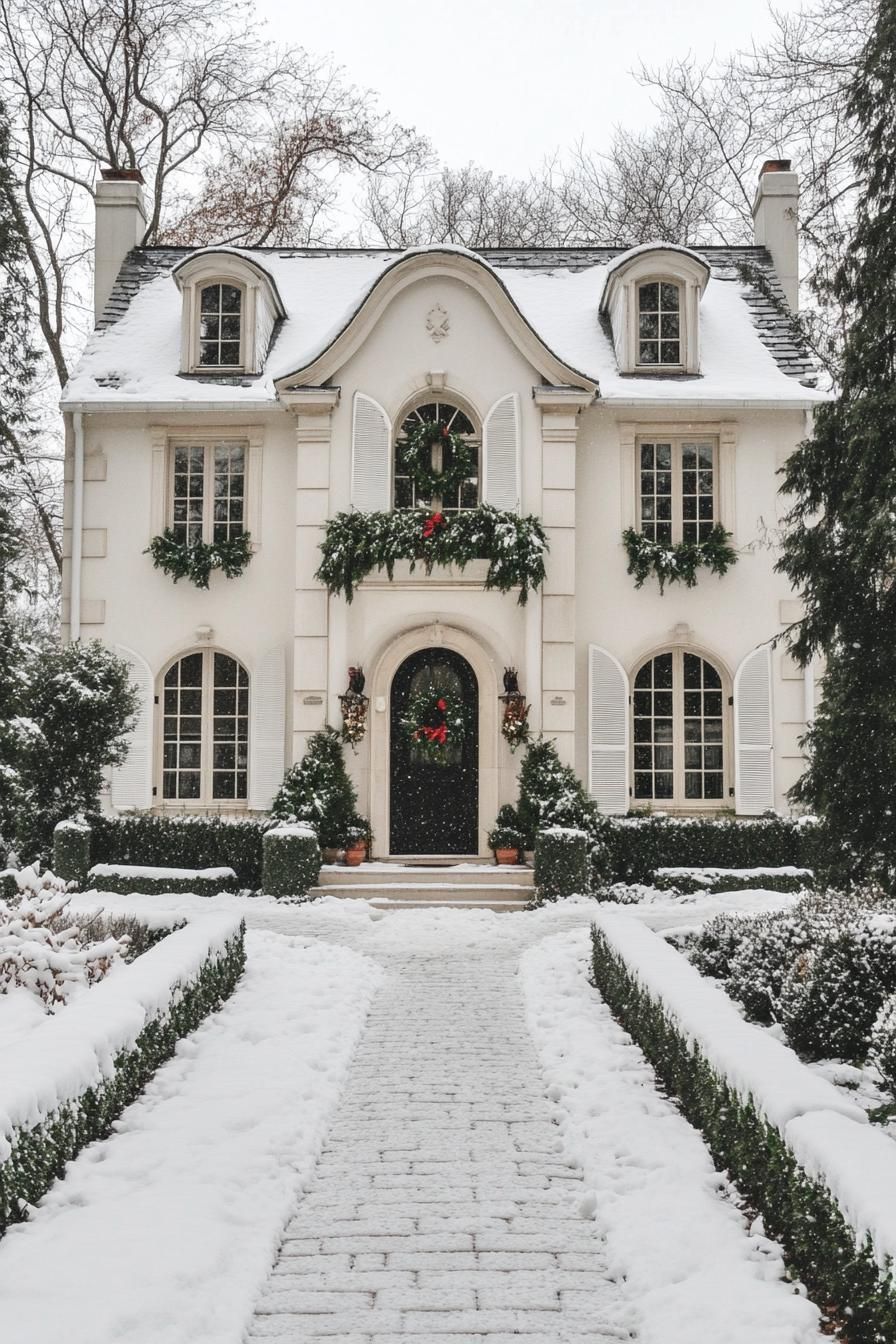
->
<box><xmin>394</xmin><ymin>399</ymin><xmax>479</xmax><ymax>511</ymax></box>
<box><xmin>161</xmin><ymin>651</ymin><xmax>249</xmax><ymax>803</ymax></box>
<box><xmin>633</xmin><ymin>650</ymin><xmax>726</xmax><ymax>806</ymax></box>
<box><xmin>198</xmin><ymin>282</ymin><xmax>243</xmax><ymax>367</ymax></box>
<box><xmin>637</xmin><ymin>281</ymin><xmax>682</xmax><ymax>367</ymax></box>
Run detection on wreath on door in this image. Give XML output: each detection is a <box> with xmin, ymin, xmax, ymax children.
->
<box><xmin>401</xmin><ymin>685</ymin><xmax>470</xmax><ymax>765</ymax></box>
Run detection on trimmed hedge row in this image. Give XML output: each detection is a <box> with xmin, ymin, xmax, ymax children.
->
<box><xmin>87</xmin><ymin>866</ymin><xmax>239</xmax><ymax>898</ymax></box>
<box><xmin>0</xmin><ymin>923</ymin><xmax>246</xmax><ymax>1233</ymax></box>
<box><xmin>87</xmin><ymin>814</ymin><xmax>267</xmax><ymax>889</ymax></box>
<box><xmin>651</xmin><ymin>868</ymin><xmax>813</xmax><ymax>895</ymax></box>
<box><xmin>591</xmin><ymin>926</ymin><xmax>896</xmax><ymax>1344</ymax></box>
<box><xmin>601</xmin><ymin>815</ymin><xmax>820</xmax><ymax>885</ymax></box>
<box><xmin>262</xmin><ymin>826</ymin><xmax>321</xmax><ymax>899</ymax></box>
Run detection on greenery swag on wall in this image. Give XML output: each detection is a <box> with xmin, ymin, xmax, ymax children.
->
<box><xmin>316</xmin><ymin>505</ymin><xmax>548</xmax><ymax>604</ymax></box>
<box><xmin>622</xmin><ymin>524</ymin><xmax>737</xmax><ymax>594</ymax></box>
<box><xmin>146</xmin><ymin>530</ymin><xmax>253</xmax><ymax>589</ymax></box>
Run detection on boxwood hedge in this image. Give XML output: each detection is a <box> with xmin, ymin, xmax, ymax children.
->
<box><xmin>87</xmin><ymin>814</ymin><xmax>267</xmax><ymax>889</ymax></box>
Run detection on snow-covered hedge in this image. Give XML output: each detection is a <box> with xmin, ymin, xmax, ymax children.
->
<box><xmin>602</xmin><ymin>814</ymin><xmax>820</xmax><ymax>885</ymax></box>
<box><xmin>261</xmin><ymin>823</ymin><xmax>321</xmax><ymax>899</ymax></box>
<box><xmin>534</xmin><ymin>827</ymin><xmax>588</xmax><ymax>901</ymax></box>
<box><xmin>591</xmin><ymin>912</ymin><xmax>896</xmax><ymax>1343</ymax></box>
<box><xmin>87</xmin><ymin>813</ymin><xmax>268</xmax><ymax>889</ymax></box>
<box><xmin>652</xmin><ymin>865</ymin><xmax>813</xmax><ymax>895</ymax></box>
<box><xmin>0</xmin><ymin>911</ymin><xmax>245</xmax><ymax>1233</ymax></box>
<box><xmin>87</xmin><ymin>863</ymin><xmax>238</xmax><ymax>898</ymax></box>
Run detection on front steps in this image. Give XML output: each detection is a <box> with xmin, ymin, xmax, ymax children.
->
<box><xmin>311</xmin><ymin>860</ymin><xmax>534</xmax><ymax>912</ymax></box>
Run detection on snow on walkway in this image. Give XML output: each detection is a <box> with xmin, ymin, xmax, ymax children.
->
<box><xmin>0</xmin><ymin>930</ymin><xmax>381</xmax><ymax>1344</ymax></box>
<box><xmin>521</xmin><ymin>928</ymin><xmax>824</xmax><ymax>1344</ymax></box>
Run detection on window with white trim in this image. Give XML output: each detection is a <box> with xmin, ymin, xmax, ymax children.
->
<box><xmin>637</xmin><ymin>281</ymin><xmax>682</xmax><ymax>366</ymax></box>
<box><xmin>394</xmin><ymin>400</ymin><xmax>480</xmax><ymax>512</ymax></box>
<box><xmin>633</xmin><ymin>650</ymin><xmax>726</xmax><ymax>805</ymax></box>
<box><xmin>161</xmin><ymin>651</ymin><xmax>249</xmax><ymax>802</ymax></box>
<box><xmin>169</xmin><ymin>439</ymin><xmax>246</xmax><ymax>545</ymax></box>
<box><xmin>638</xmin><ymin>437</ymin><xmax>717</xmax><ymax>544</ymax></box>
<box><xmin>198</xmin><ymin>282</ymin><xmax>243</xmax><ymax>368</ymax></box>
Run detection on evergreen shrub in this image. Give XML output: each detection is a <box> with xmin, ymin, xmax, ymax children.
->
<box><xmin>0</xmin><ymin>923</ymin><xmax>245</xmax><ymax>1234</ymax></box>
<box><xmin>602</xmin><ymin>814</ymin><xmax>820</xmax><ymax>885</ymax></box>
<box><xmin>262</xmin><ymin>825</ymin><xmax>321</xmax><ymax>899</ymax></box>
<box><xmin>87</xmin><ymin>865</ymin><xmax>238</xmax><ymax>898</ymax></box>
<box><xmin>272</xmin><ymin>727</ymin><xmax>359</xmax><ymax>850</ymax></box>
<box><xmin>871</xmin><ymin>994</ymin><xmax>896</xmax><ymax>1096</ymax></box>
<box><xmin>88</xmin><ymin>813</ymin><xmax>267</xmax><ymax>889</ymax></box>
<box><xmin>591</xmin><ymin>926</ymin><xmax>896</xmax><ymax>1344</ymax></box>
<box><xmin>535</xmin><ymin>827</ymin><xmax>588</xmax><ymax>901</ymax></box>
<box><xmin>651</xmin><ymin>867</ymin><xmax>812</xmax><ymax>895</ymax></box>
<box><xmin>52</xmin><ymin>820</ymin><xmax>92</xmax><ymax>887</ymax></box>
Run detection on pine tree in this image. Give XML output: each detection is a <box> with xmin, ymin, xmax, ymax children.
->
<box><xmin>516</xmin><ymin>737</ymin><xmax>605</xmax><ymax>849</ymax></box>
<box><xmin>272</xmin><ymin>727</ymin><xmax>361</xmax><ymax>850</ymax></box>
<box><xmin>777</xmin><ymin>3</ymin><xmax>896</xmax><ymax>884</ymax></box>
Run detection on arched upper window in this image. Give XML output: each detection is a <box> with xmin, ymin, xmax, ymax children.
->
<box><xmin>161</xmin><ymin>650</ymin><xmax>249</xmax><ymax>803</ymax></box>
<box><xmin>394</xmin><ymin>399</ymin><xmax>480</xmax><ymax>512</ymax></box>
<box><xmin>199</xmin><ymin>282</ymin><xmax>243</xmax><ymax>367</ymax></box>
<box><xmin>633</xmin><ymin>650</ymin><xmax>726</xmax><ymax>807</ymax></box>
<box><xmin>636</xmin><ymin>280</ymin><xmax>682</xmax><ymax>367</ymax></box>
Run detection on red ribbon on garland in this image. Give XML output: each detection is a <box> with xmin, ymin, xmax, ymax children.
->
<box><xmin>422</xmin><ymin>511</ymin><xmax>445</xmax><ymax>539</ymax></box>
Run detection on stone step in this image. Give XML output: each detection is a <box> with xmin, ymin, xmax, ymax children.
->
<box><xmin>369</xmin><ymin>897</ymin><xmax>530</xmax><ymax>913</ymax></box>
<box><xmin>310</xmin><ymin>883</ymin><xmax>534</xmax><ymax>903</ymax></box>
<box><xmin>318</xmin><ymin>864</ymin><xmax>533</xmax><ymax>889</ymax></box>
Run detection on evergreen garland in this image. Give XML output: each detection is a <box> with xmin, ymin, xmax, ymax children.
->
<box><xmin>622</xmin><ymin>525</ymin><xmax>738</xmax><ymax>593</ymax></box>
<box><xmin>146</xmin><ymin>529</ymin><xmax>253</xmax><ymax>589</ymax></box>
<box><xmin>400</xmin><ymin>419</ymin><xmax>477</xmax><ymax>498</ymax></box>
<box><xmin>316</xmin><ymin>505</ymin><xmax>548</xmax><ymax>605</ymax></box>
<box><xmin>776</xmin><ymin>5</ymin><xmax>896</xmax><ymax>886</ymax></box>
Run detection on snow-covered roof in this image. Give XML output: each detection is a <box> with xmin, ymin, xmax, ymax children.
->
<box><xmin>62</xmin><ymin>243</ymin><xmax>824</xmax><ymax>410</ymax></box>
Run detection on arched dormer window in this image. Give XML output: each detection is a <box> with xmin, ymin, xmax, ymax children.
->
<box><xmin>600</xmin><ymin>245</ymin><xmax>710</xmax><ymax>375</ymax></box>
<box><xmin>173</xmin><ymin>250</ymin><xmax>285</xmax><ymax>376</ymax></box>
<box><xmin>394</xmin><ymin>398</ymin><xmax>480</xmax><ymax>512</ymax></box>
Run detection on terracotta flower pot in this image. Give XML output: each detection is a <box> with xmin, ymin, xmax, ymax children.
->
<box><xmin>344</xmin><ymin>843</ymin><xmax>366</xmax><ymax>867</ymax></box>
<box><xmin>494</xmin><ymin>848</ymin><xmax>519</xmax><ymax>866</ymax></box>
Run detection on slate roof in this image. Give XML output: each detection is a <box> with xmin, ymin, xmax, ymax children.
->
<box><xmin>72</xmin><ymin>242</ymin><xmax>820</xmax><ymax>407</ymax></box>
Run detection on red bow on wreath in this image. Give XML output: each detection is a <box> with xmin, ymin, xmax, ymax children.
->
<box><xmin>422</xmin><ymin>511</ymin><xmax>445</xmax><ymax>539</ymax></box>
<box><xmin>415</xmin><ymin>723</ymin><xmax>447</xmax><ymax>745</ymax></box>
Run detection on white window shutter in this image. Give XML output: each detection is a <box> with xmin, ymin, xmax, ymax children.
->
<box><xmin>249</xmin><ymin>645</ymin><xmax>286</xmax><ymax>811</ymax></box>
<box><xmin>351</xmin><ymin>392</ymin><xmax>391</xmax><ymax>512</ymax></box>
<box><xmin>734</xmin><ymin>645</ymin><xmax>775</xmax><ymax>815</ymax></box>
<box><xmin>482</xmin><ymin>392</ymin><xmax>520</xmax><ymax>512</ymax></box>
<box><xmin>589</xmin><ymin>645</ymin><xmax>629</xmax><ymax>814</ymax></box>
<box><xmin>110</xmin><ymin>646</ymin><xmax>154</xmax><ymax>810</ymax></box>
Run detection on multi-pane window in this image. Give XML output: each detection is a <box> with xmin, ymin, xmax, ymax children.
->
<box><xmin>199</xmin><ymin>283</ymin><xmax>242</xmax><ymax>367</ymax></box>
<box><xmin>170</xmin><ymin>441</ymin><xmax>246</xmax><ymax>545</ymax></box>
<box><xmin>638</xmin><ymin>438</ymin><xmax>716</xmax><ymax>544</ymax></box>
<box><xmin>633</xmin><ymin>650</ymin><xmax>725</xmax><ymax>806</ymax></box>
<box><xmin>394</xmin><ymin>401</ymin><xmax>479</xmax><ymax>511</ymax></box>
<box><xmin>162</xmin><ymin>651</ymin><xmax>249</xmax><ymax>803</ymax></box>
<box><xmin>637</xmin><ymin>281</ymin><xmax>681</xmax><ymax>366</ymax></box>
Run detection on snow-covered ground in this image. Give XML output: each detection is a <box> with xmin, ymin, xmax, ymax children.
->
<box><xmin>0</xmin><ymin>929</ymin><xmax>381</xmax><ymax>1344</ymax></box>
<box><xmin>0</xmin><ymin>885</ymin><xmax>826</xmax><ymax>1343</ymax></box>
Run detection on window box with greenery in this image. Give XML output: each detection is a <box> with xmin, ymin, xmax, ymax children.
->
<box><xmin>147</xmin><ymin>439</ymin><xmax>253</xmax><ymax>588</ymax></box>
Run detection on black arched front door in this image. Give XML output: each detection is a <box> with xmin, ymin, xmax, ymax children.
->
<box><xmin>390</xmin><ymin>647</ymin><xmax>478</xmax><ymax>855</ymax></box>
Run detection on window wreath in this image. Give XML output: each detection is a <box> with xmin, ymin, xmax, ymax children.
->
<box><xmin>400</xmin><ymin>419</ymin><xmax>477</xmax><ymax>499</ymax></box>
<box><xmin>400</xmin><ymin>686</ymin><xmax>470</xmax><ymax>765</ymax></box>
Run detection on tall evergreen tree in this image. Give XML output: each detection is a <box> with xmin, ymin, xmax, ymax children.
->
<box><xmin>777</xmin><ymin>1</ymin><xmax>896</xmax><ymax>884</ymax></box>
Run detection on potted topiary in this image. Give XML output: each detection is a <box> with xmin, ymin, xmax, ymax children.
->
<box><xmin>344</xmin><ymin>814</ymin><xmax>371</xmax><ymax>866</ymax></box>
<box><xmin>488</xmin><ymin>804</ymin><xmax>524</xmax><ymax>866</ymax></box>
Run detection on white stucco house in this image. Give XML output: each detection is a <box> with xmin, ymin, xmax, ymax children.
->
<box><xmin>60</xmin><ymin>160</ymin><xmax>824</xmax><ymax>858</ymax></box>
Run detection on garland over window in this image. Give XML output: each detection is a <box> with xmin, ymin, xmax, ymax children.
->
<box><xmin>316</xmin><ymin>505</ymin><xmax>548</xmax><ymax>605</ymax></box>
<box><xmin>146</xmin><ymin>530</ymin><xmax>253</xmax><ymax>589</ymax></box>
<box><xmin>400</xmin><ymin>419</ymin><xmax>477</xmax><ymax>499</ymax></box>
<box><xmin>622</xmin><ymin>524</ymin><xmax>737</xmax><ymax>594</ymax></box>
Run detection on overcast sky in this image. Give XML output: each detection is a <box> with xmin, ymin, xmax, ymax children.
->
<box><xmin>260</xmin><ymin>0</ymin><xmax>806</xmax><ymax>177</ymax></box>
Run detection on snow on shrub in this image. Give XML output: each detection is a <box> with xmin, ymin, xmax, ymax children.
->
<box><xmin>652</xmin><ymin>865</ymin><xmax>812</xmax><ymax>895</ymax></box>
<box><xmin>871</xmin><ymin>993</ymin><xmax>896</xmax><ymax>1096</ymax></box>
<box><xmin>0</xmin><ymin>866</ymin><xmax>127</xmax><ymax>1010</ymax></box>
<box><xmin>534</xmin><ymin>827</ymin><xmax>588</xmax><ymax>901</ymax></box>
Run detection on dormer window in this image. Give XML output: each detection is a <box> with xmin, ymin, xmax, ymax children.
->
<box><xmin>600</xmin><ymin>244</ymin><xmax>710</xmax><ymax>376</ymax></box>
<box><xmin>637</xmin><ymin>281</ymin><xmax>682</xmax><ymax>367</ymax></box>
<box><xmin>174</xmin><ymin>250</ymin><xmax>285</xmax><ymax>376</ymax></box>
<box><xmin>199</xmin><ymin>283</ymin><xmax>243</xmax><ymax>367</ymax></box>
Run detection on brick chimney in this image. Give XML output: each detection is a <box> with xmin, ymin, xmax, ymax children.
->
<box><xmin>94</xmin><ymin>168</ymin><xmax>147</xmax><ymax>323</ymax></box>
<box><xmin>752</xmin><ymin>159</ymin><xmax>799</xmax><ymax>312</ymax></box>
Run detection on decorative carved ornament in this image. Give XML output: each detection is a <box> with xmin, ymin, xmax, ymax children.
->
<box><xmin>426</xmin><ymin>303</ymin><xmax>450</xmax><ymax>343</ymax></box>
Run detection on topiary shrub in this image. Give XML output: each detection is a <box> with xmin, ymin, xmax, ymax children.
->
<box><xmin>871</xmin><ymin>993</ymin><xmax>896</xmax><ymax>1095</ymax></box>
<box><xmin>262</xmin><ymin>824</ymin><xmax>321</xmax><ymax>899</ymax></box>
<box><xmin>602</xmin><ymin>814</ymin><xmax>821</xmax><ymax>885</ymax></box>
<box><xmin>534</xmin><ymin>827</ymin><xmax>588</xmax><ymax>902</ymax></box>
<box><xmin>272</xmin><ymin>727</ymin><xmax>358</xmax><ymax>850</ymax></box>
<box><xmin>52</xmin><ymin>819</ymin><xmax>92</xmax><ymax>887</ymax></box>
<box><xmin>88</xmin><ymin>813</ymin><xmax>267</xmax><ymax>889</ymax></box>
<box><xmin>516</xmin><ymin>737</ymin><xmax>608</xmax><ymax>853</ymax></box>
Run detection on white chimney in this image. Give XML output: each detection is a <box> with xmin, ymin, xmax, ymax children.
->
<box><xmin>752</xmin><ymin>159</ymin><xmax>799</xmax><ymax>313</ymax></box>
<box><xmin>94</xmin><ymin>168</ymin><xmax>147</xmax><ymax>323</ymax></box>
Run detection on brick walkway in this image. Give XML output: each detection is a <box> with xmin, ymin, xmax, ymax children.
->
<box><xmin>247</xmin><ymin>917</ymin><xmax>634</xmax><ymax>1342</ymax></box>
